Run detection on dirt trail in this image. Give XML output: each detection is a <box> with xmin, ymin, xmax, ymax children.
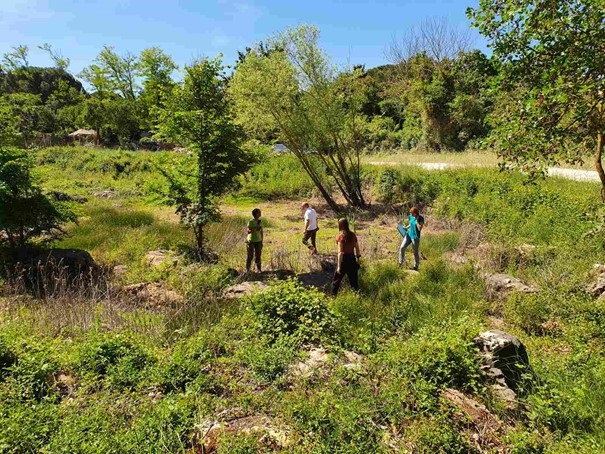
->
<box><xmin>367</xmin><ymin>161</ymin><xmax>602</xmax><ymax>183</ymax></box>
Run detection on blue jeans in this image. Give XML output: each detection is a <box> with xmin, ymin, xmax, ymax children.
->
<box><xmin>399</xmin><ymin>235</ymin><xmax>420</xmax><ymax>269</ymax></box>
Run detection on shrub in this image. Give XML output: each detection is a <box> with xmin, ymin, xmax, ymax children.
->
<box><xmin>77</xmin><ymin>333</ymin><xmax>155</xmax><ymax>390</ymax></box>
<box><xmin>248</xmin><ymin>278</ymin><xmax>338</xmax><ymax>345</ymax></box>
<box><xmin>154</xmin><ymin>334</ymin><xmax>213</xmax><ymax>393</ymax></box>
<box><xmin>380</xmin><ymin>319</ymin><xmax>483</xmax><ymax>393</ymax></box>
<box><xmin>237</xmin><ymin>335</ymin><xmax>299</xmax><ymax>382</ymax></box>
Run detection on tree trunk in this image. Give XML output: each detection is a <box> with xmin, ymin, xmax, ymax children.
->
<box><xmin>194</xmin><ymin>225</ymin><xmax>204</xmax><ymax>260</ymax></box>
<box><xmin>596</xmin><ymin>129</ymin><xmax>605</xmax><ymax>202</ymax></box>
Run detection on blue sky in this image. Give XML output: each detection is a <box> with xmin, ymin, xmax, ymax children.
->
<box><xmin>0</xmin><ymin>0</ymin><xmax>486</xmax><ymax>76</ymax></box>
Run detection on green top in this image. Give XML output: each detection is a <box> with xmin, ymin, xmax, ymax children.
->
<box><xmin>247</xmin><ymin>219</ymin><xmax>262</xmax><ymax>243</ymax></box>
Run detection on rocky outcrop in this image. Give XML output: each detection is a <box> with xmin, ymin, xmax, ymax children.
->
<box><xmin>196</xmin><ymin>411</ymin><xmax>293</xmax><ymax>452</ymax></box>
<box><xmin>483</xmin><ymin>273</ymin><xmax>537</xmax><ymax>298</ymax></box>
<box><xmin>587</xmin><ymin>264</ymin><xmax>605</xmax><ymax>298</ymax></box>
<box><xmin>288</xmin><ymin>347</ymin><xmax>364</xmax><ymax>380</ymax></box>
<box><xmin>223</xmin><ymin>281</ymin><xmax>268</xmax><ymax>299</ymax></box>
<box><xmin>30</xmin><ymin>248</ymin><xmax>97</xmax><ymax>278</ymax></box>
<box><xmin>144</xmin><ymin>250</ymin><xmax>178</xmax><ymax>268</ymax></box>
<box><xmin>48</xmin><ymin>191</ymin><xmax>88</xmax><ymax>204</ymax></box>
<box><xmin>123</xmin><ymin>282</ymin><xmax>184</xmax><ymax>307</ymax></box>
<box><xmin>475</xmin><ymin>330</ymin><xmax>532</xmax><ymax>408</ymax></box>
<box><xmin>441</xmin><ymin>388</ymin><xmax>504</xmax><ymax>452</ymax></box>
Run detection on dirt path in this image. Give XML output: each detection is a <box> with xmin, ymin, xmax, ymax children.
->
<box><xmin>367</xmin><ymin>161</ymin><xmax>602</xmax><ymax>183</ymax></box>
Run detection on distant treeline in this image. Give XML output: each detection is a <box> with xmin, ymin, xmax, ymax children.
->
<box><xmin>0</xmin><ymin>36</ymin><xmax>496</xmax><ymax>152</ymax></box>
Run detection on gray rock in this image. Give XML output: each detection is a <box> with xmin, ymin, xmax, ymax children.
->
<box><xmin>587</xmin><ymin>264</ymin><xmax>605</xmax><ymax>297</ymax></box>
<box><xmin>223</xmin><ymin>281</ymin><xmax>268</xmax><ymax>299</ymax></box>
<box><xmin>144</xmin><ymin>250</ymin><xmax>177</xmax><ymax>268</ymax></box>
<box><xmin>474</xmin><ymin>330</ymin><xmax>531</xmax><ymax>393</ymax></box>
<box><xmin>112</xmin><ymin>264</ymin><xmax>128</xmax><ymax>276</ymax></box>
<box><xmin>483</xmin><ymin>273</ymin><xmax>537</xmax><ymax>296</ymax></box>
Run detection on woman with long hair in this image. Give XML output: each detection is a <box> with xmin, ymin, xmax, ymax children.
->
<box><xmin>332</xmin><ymin>218</ymin><xmax>361</xmax><ymax>295</ymax></box>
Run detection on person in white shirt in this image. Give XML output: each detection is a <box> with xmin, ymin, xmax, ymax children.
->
<box><xmin>301</xmin><ymin>202</ymin><xmax>318</xmax><ymax>254</ymax></box>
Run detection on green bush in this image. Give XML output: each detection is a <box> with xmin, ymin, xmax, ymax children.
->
<box><xmin>77</xmin><ymin>333</ymin><xmax>155</xmax><ymax>390</ymax></box>
<box><xmin>248</xmin><ymin>278</ymin><xmax>338</xmax><ymax>345</ymax></box>
<box><xmin>154</xmin><ymin>334</ymin><xmax>213</xmax><ymax>393</ymax></box>
<box><xmin>380</xmin><ymin>319</ymin><xmax>483</xmax><ymax>393</ymax></box>
<box><xmin>237</xmin><ymin>335</ymin><xmax>299</xmax><ymax>382</ymax></box>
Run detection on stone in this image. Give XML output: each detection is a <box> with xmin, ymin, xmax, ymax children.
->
<box><xmin>144</xmin><ymin>250</ymin><xmax>177</xmax><ymax>268</ymax></box>
<box><xmin>112</xmin><ymin>265</ymin><xmax>128</xmax><ymax>276</ymax></box>
<box><xmin>483</xmin><ymin>273</ymin><xmax>537</xmax><ymax>297</ymax></box>
<box><xmin>441</xmin><ymin>388</ymin><xmax>504</xmax><ymax>452</ymax></box>
<box><xmin>587</xmin><ymin>264</ymin><xmax>605</xmax><ymax>297</ymax></box>
<box><xmin>30</xmin><ymin>248</ymin><xmax>96</xmax><ymax>277</ymax></box>
<box><xmin>197</xmin><ymin>414</ymin><xmax>292</xmax><ymax>452</ymax></box>
<box><xmin>123</xmin><ymin>282</ymin><xmax>184</xmax><ymax>306</ymax></box>
<box><xmin>289</xmin><ymin>347</ymin><xmax>329</xmax><ymax>378</ymax></box>
<box><xmin>474</xmin><ymin>330</ymin><xmax>531</xmax><ymax>393</ymax></box>
<box><xmin>48</xmin><ymin>191</ymin><xmax>88</xmax><ymax>204</ymax></box>
<box><xmin>222</xmin><ymin>281</ymin><xmax>268</xmax><ymax>299</ymax></box>
<box><xmin>93</xmin><ymin>189</ymin><xmax>117</xmax><ymax>199</ymax></box>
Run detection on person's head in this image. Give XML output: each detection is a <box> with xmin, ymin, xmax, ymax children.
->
<box><xmin>410</xmin><ymin>206</ymin><xmax>419</xmax><ymax>218</ymax></box>
<box><xmin>338</xmin><ymin>218</ymin><xmax>354</xmax><ymax>244</ymax></box>
<box><xmin>252</xmin><ymin>208</ymin><xmax>261</xmax><ymax>219</ymax></box>
<box><xmin>338</xmin><ymin>218</ymin><xmax>350</xmax><ymax>233</ymax></box>
<box><xmin>301</xmin><ymin>202</ymin><xmax>309</xmax><ymax>212</ymax></box>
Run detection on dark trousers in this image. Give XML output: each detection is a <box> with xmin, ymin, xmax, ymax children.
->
<box><xmin>246</xmin><ymin>241</ymin><xmax>262</xmax><ymax>271</ymax></box>
<box><xmin>302</xmin><ymin>228</ymin><xmax>318</xmax><ymax>249</ymax></box>
<box><xmin>332</xmin><ymin>254</ymin><xmax>359</xmax><ymax>295</ymax></box>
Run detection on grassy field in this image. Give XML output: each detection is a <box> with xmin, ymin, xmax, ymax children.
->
<box><xmin>1</xmin><ymin>146</ymin><xmax>604</xmax><ymax>452</ymax></box>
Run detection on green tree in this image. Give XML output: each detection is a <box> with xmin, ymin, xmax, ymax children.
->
<box><xmin>156</xmin><ymin>57</ymin><xmax>250</xmax><ymax>258</ymax></box>
<box><xmin>0</xmin><ymin>148</ymin><xmax>76</xmax><ymax>248</ymax></box>
<box><xmin>469</xmin><ymin>0</ymin><xmax>605</xmax><ymax>199</ymax></box>
<box><xmin>137</xmin><ymin>47</ymin><xmax>177</xmax><ymax>130</ymax></box>
<box><xmin>230</xmin><ymin>25</ymin><xmax>367</xmax><ymax>210</ymax></box>
<box><xmin>2</xmin><ymin>45</ymin><xmax>29</xmax><ymax>70</ymax></box>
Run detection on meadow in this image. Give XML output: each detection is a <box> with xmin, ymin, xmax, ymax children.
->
<box><xmin>1</xmin><ymin>146</ymin><xmax>604</xmax><ymax>453</ymax></box>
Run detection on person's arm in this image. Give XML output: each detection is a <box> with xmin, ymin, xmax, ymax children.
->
<box><xmin>260</xmin><ymin>223</ymin><xmax>264</xmax><ymax>242</ymax></box>
<box><xmin>336</xmin><ymin>241</ymin><xmax>343</xmax><ymax>274</ymax></box>
<box><xmin>417</xmin><ymin>216</ymin><xmax>424</xmax><ymax>232</ymax></box>
<box><xmin>304</xmin><ymin>218</ymin><xmax>310</xmax><ymax>233</ymax></box>
<box><xmin>354</xmin><ymin>239</ymin><xmax>361</xmax><ymax>259</ymax></box>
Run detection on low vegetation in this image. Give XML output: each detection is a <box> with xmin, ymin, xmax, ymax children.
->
<box><xmin>0</xmin><ymin>148</ymin><xmax>603</xmax><ymax>452</ymax></box>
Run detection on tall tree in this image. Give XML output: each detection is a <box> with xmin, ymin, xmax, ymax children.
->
<box><xmin>387</xmin><ymin>18</ymin><xmax>477</xmax><ymax>151</ymax></box>
<box><xmin>230</xmin><ymin>25</ymin><xmax>368</xmax><ymax>210</ymax></box>
<box><xmin>469</xmin><ymin>0</ymin><xmax>605</xmax><ymax>200</ymax></box>
<box><xmin>156</xmin><ymin>57</ymin><xmax>251</xmax><ymax>258</ymax></box>
<box><xmin>137</xmin><ymin>47</ymin><xmax>176</xmax><ymax>130</ymax></box>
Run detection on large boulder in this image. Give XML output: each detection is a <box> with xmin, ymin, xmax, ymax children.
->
<box><xmin>474</xmin><ymin>330</ymin><xmax>531</xmax><ymax>398</ymax></box>
<box><xmin>29</xmin><ymin>248</ymin><xmax>96</xmax><ymax>277</ymax></box>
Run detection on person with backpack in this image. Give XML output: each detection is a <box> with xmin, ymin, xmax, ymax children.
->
<box><xmin>332</xmin><ymin>218</ymin><xmax>361</xmax><ymax>295</ymax></box>
<box><xmin>398</xmin><ymin>206</ymin><xmax>425</xmax><ymax>271</ymax></box>
<box><xmin>245</xmin><ymin>208</ymin><xmax>263</xmax><ymax>273</ymax></box>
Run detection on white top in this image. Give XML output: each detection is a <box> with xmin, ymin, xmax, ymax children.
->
<box><xmin>304</xmin><ymin>207</ymin><xmax>317</xmax><ymax>231</ymax></box>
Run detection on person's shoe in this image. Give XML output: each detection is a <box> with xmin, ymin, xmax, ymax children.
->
<box><xmin>409</xmin><ymin>266</ymin><xmax>418</xmax><ymax>271</ymax></box>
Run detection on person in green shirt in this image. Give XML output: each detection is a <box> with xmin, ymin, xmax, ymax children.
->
<box><xmin>245</xmin><ymin>208</ymin><xmax>263</xmax><ymax>273</ymax></box>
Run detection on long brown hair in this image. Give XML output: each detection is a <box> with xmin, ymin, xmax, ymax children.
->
<box><xmin>338</xmin><ymin>218</ymin><xmax>354</xmax><ymax>244</ymax></box>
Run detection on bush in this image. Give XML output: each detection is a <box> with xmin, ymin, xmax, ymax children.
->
<box><xmin>380</xmin><ymin>319</ymin><xmax>483</xmax><ymax>393</ymax></box>
<box><xmin>77</xmin><ymin>333</ymin><xmax>155</xmax><ymax>390</ymax></box>
<box><xmin>248</xmin><ymin>278</ymin><xmax>338</xmax><ymax>345</ymax></box>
